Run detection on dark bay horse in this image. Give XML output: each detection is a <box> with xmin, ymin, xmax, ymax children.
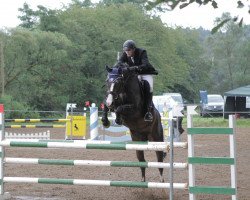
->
<box><xmin>101</xmin><ymin>64</ymin><xmax>165</xmax><ymax>182</ymax></box>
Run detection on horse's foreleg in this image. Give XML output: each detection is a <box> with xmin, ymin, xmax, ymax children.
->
<box><xmin>136</xmin><ymin>150</ymin><xmax>146</xmax><ymax>182</ymax></box>
<box><xmin>177</xmin><ymin>117</ymin><xmax>185</xmax><ymax>134</ymax></box>
<box><xmin>101</xmin><ymin>104</ymin><xmax>110</xmax><ymax>128</ymax></box>
<box><xmin>156</xmin><ymin>151</ymin><xmax>164</xmax><ymax>182</ymax></box>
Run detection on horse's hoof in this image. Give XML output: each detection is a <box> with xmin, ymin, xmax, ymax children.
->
<box><xmin>179</xmin><ymin>127</ymin><xmax>185</xmax><ymax>134</ymax></box>
<box><xmin>141</xmin><ymin>178</ymin><xmax>146</xmax><ymax>182</ymax></box>
<box><xmin>115</xmin><ymin>118</ymin><xmax>122</xmax><ymax>125</ymax></box>
<box><xmin>102</xmin><ymin>120</ymin><xmax>110</xmax><ymax>128</ymax></box>
<box><xmin>163</xmin><ymin>152</ymin><xmax>167</xmax><ymax>159</ymax></box>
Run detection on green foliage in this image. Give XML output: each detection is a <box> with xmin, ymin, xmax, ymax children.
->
<box><xmin>0</xmin><ymin>95</ymin><xmax>40</xmax><ymax>118</ymax></box>
<box><xmin>4</xmin><ymin>29</ymin><xmax>72</xmax><ymax>110</ymax></box>
<box><xmin>57</xmin><ymin>4</ymin><xmax>194</xmax><ymax>98</ymax></box>
<box><xmin>18</xmin><ymin>3</ymin><xmax>38</xmax><ymax>29</ymax></box>
<box><xmin>204</xmin><ymin>14</ymin><xmax>250</xmax><ymax>92</ymax></box>
<box><xmin>184</xmin><ymin>116</ymin><xmax>250</xmax><ymax>128</ymax></box>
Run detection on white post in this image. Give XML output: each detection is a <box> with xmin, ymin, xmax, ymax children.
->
<box><xmin>90</xmin><ymin>104</ymin><xmax>99</xmax><ymax>140</ymax></box>
<box><xmin>187</xmin><ymin>106</ymin><xmax>196</xmax><ymax>200</ymax></box>
<box><xmin>229</xmin><ymin>115</ymin><xmax>237</xmax><ymax>200</ymax></box>
<box><xmin>169</xmin><ymin>119</ymin><xmax>174</xmax><ymax>200</ymax></box>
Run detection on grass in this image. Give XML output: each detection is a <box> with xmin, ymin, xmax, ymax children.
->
<box><xmin>182</xmin><ymin>116</ymin><xmax>250</xmax><ymax>128</ymax></box>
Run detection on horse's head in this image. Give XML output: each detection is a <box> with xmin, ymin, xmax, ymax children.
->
<box><xmin>105</xmin><ymin>65</ymin><xmax>124</xmax><ymax>108</ymax></box>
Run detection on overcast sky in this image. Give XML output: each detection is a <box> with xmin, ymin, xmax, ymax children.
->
<box><xmin>0</xmin><ymin>0</ymin><xmax>249</xmax><ymax>30</ymax></box>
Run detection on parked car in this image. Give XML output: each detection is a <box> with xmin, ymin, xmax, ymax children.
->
<box><xmin>200</xmin><ymin>94</ymin><xmax>224</xmax><ymax>117</ymax></box>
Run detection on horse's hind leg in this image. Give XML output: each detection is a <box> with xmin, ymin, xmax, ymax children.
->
<box><xmin>136</xmin><ymin>150</ymin><xmax>146</xmax><ymax>182</ymax></box>
<box><xmin>156</xmin><ymin>151</ymin><xmax>164</xmax><ymax>182</ymax></box>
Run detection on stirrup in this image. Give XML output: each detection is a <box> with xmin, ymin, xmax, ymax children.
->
<box><xmin>144</xmin><ymin>112</ymin><xmax>153</xmax><ymax>122</ymax></box>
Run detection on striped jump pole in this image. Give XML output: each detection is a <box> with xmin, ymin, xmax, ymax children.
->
<box><xmin>3</xmin><ymin>177</ymin><xmax>188</xmax><ymax>189</ymax></box>
<box><xmin>4</xmin><ymin>157</ymin><xmax>188</xmax><ymax>169</ymax></box>
<box><xmin>0</xmin><ymin>140</ymin><xmax>187</xmax><ymax>150</ymax></box>
<box><xmin>5</xmin><ymin>125</ymin><xmax>66</xmax><ymax>128</ymax></box>
<box><xmin>5</xmin><ymin>119</ymin><xmax>68</xmax><ymax>128</ymax></box>
<box><xmin>5</xmin><ymin>119</ymin><xmax>70</xmax><ymax>123</ymax></box>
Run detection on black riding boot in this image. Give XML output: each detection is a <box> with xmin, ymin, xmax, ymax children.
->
<box><xmin>144</xmin><ymin>92</ymin><xmax>153</xmax><ymax>122</ymax></box>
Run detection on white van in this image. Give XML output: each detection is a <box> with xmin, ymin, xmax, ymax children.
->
<box><xmin>153</xmin><ymin>93</ymin><xmax>184</xmax><ymax>113</ymax></box>
<box><xmin>163</xmin><ymin>93</ymin><xmax>184</xmax><ymax>107</ymax></box>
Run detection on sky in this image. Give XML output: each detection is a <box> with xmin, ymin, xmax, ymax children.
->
<box><xmin>0</xmin><ymin>0</ymin><xmax>249</xmax><ymax>30</ymax></box>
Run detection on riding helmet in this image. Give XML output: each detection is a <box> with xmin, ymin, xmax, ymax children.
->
<box><xmin>123</xmin><ymin>40</ymin><xmax>136</xmax><ymax>51</ymax></box>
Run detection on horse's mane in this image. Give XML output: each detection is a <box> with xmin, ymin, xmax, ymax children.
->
<box><xmin>113</xmin><ymin>62</ymin><xmax>129</xmax><ymax>69</ymax></box>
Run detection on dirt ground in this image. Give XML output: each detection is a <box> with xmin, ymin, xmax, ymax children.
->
<box><xmin>3</xmin><ymin>126</ymin><xmax>250</xmax><ymax>200</ymax></box>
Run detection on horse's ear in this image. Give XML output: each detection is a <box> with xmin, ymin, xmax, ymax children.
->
<box><xmin>105</xmin><ymin>65</ymin><xmax>112</xmax><ymax>73</ymax></box>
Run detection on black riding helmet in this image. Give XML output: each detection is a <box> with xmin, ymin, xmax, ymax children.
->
<box><xmin>123</xmin><ymin>40</ymin><xmax>136</xmax><ymax>51</ymax></box>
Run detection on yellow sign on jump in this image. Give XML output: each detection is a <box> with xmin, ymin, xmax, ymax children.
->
<box><xmin>66</xmin><ymin>115</ymin><xmax>86</xmax><ymax>139</ymax></box>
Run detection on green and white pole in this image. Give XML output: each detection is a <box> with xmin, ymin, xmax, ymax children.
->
<box><xmin>4</xmin><ymin>157</ymin><xmax>188</xmax><ymax>169</ymax></box>
<box><xmin>0</xmin><ymin>140</ymin><xmax>187</xmax><ymax>151</ymax></box>
<box><xmin>3</xmin><ymin>177</ymin><xmax>187</xmax><ymax>189</ymax></box>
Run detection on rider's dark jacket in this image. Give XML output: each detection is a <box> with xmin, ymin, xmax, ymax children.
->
<box><xmin>117</xmin><ymin>48</ymin><xmax>158</xmax><ymax>75</ymax></box>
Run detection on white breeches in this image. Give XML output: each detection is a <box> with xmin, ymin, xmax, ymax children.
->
<box><xmin>138</xmin><ymin>75</ymin><xmax>153</xmax><ymax>93</ymax></box>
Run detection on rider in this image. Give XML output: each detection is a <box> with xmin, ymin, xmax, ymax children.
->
<box><xmin>116</xmin><ymin>39</ymin><xmax>158</xmax><ymax>122</ymax></box>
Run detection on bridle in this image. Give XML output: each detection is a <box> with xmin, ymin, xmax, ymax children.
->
<box><xmin>107</xmin><ymin>76</ymin><xmax>124</xmax><ymax>104</ymax></box>
<box><xmin>106</xmin><ymin>70</ymin><xmax>134</xmax><ymax>108</ymax></box>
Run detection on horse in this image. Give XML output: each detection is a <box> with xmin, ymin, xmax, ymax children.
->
<box><xmin>101</xmin><ymin>63</ymin><xmax>165</xmax><ymax>182</ymax></box>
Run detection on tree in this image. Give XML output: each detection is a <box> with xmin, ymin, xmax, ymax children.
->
<box><xmin>18</xmin><ymin>3</ymin><xmax>62</xmax><ymax>32</ymax></box>
<box><xmin>2</xmin><ymin>3</ymin><xmax>213</xmax><ymax>109</ymax></box>
<box><xmin>4</xmin><ymin>29</ymin><xmax>72</xmax><ymax>110</ymax></box>
<box><xmin>145</xmin><ymin>0</ymin><xmax>249</xmax><ymax>32</ymax></box>
<box><xmin>18</xmin><ymin>3</ymin><xmax>38</xmax><ymax>29</ymax></box>
<box><xmin>204</xmin><ymin>14</ymin><xmax>250</xmax><ymax>93</ymax></box>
